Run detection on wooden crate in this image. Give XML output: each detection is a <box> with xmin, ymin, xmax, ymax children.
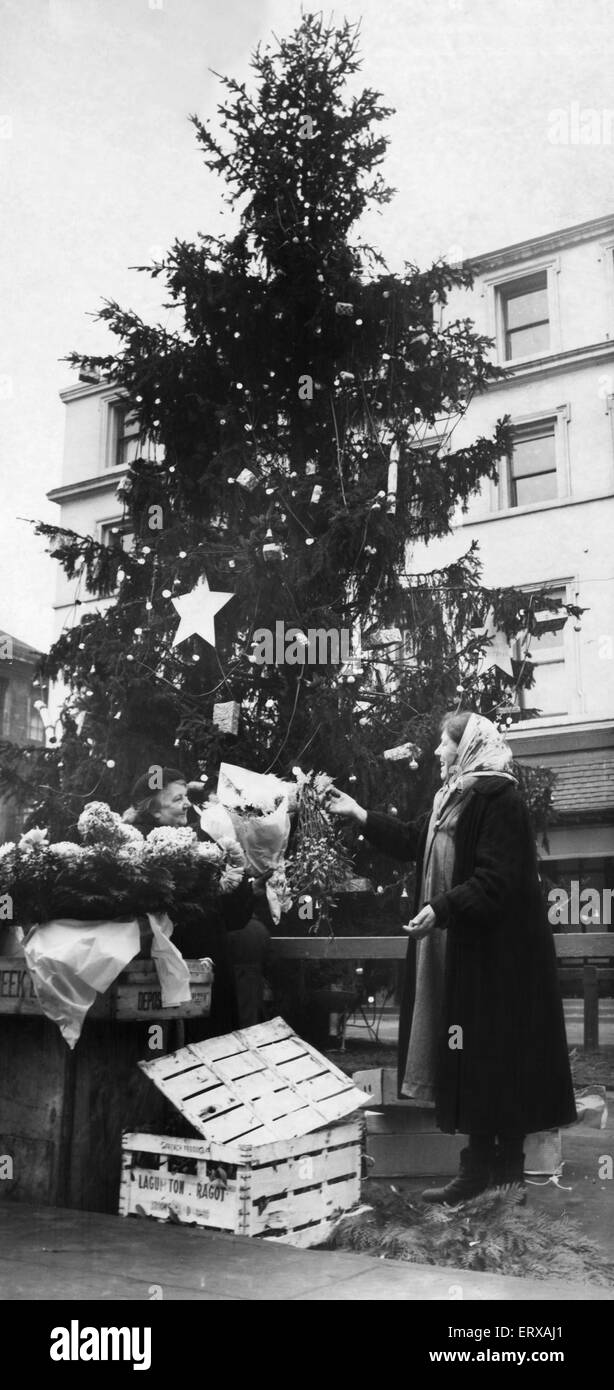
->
<box><xmin>120</xmin><ymin>1117</ymin><xmax>364</xmax><ymax>1247</ymax></box>
<box><xmin>0</xmin><ymin>957</ymin><xmax>212</xmax><ymax>1021</ymax></box>
<box><xmin>0</xmin><ymin>958</ymin><xmax>212</xmax><ymax>1213</ymax></box>
<box><xmin>121</xmin><ymin>1016</ymin><xmax>371</xmax><ymax>1247</ymax></box>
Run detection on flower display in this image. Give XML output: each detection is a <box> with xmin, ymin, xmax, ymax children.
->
<box><xmin>119</xmin><ymin>823</ymin><xmax>144</xmax><ymax>847</ymax></box>
<box><xmin>266</xmin><ymin>865</ymin><xmax>293</xmax><ymax>915</ymax></box>
<box><xmin>141</xmin><ymin>825</ymin><xmax>196</xmax><ymax>853</ymax></box>
<box><xmin>0</xmin><ymin>801</ymin><xmax>238</xmax><ymax>927</ymax></box>
<box><xmin>197</xmin><ymin>840</ymin><xmax>225</xmax><ymax>866</ymax></box>
<box><xmin>284</xmin><ymin>769</ymin><xmax>353</xmax><ymax>932</ymax></box>
<box><xmin>217</xmin><ymin>835</ymin><xmax>247</xmax><ymax>894</ymax></box>
<box><xmin>214</xmin><ymin>764</ymin><xmax>292</xmax><ymax>922</ymax></box>
<box><xmin>210</xmin><ymin>761</ymin><xmax>348</xmax><ymax>929</ymax></box>
<box><xmin>77</xmin><ymin>800</ymin><xmax>142</xmax><ymax>851</ymax></box>
<box><xmin>18</xmin><ymin>827</ymin><xmax>49</xmax><ymax>853</ymax></box>
<box><xmin>49</xmin><ymin>841</ymin><xmax>85</xmax><ymax>865</ymax></box>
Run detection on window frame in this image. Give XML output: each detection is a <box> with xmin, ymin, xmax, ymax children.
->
<box><xmin>514</xmin><ymin>579</ymin><xmax>581</xmax><ymax>721</ymax></box>
<box><xmin>100</xmin><ymin>392</ymin><xmax>163</xmax><ymax>471</ymax></box>
<box><xmin>483</xmin><ymin>256</ymin><xmax>561</xmax><ymax>366</ymax></box>
<box><xmin>599</xmin><ymin>236</ymin><xmax>614</xmax><ymax>340</ymax></box>
<box><xmin>501</xmin><ymin>270</ymin><xmax>550</xmax><ymax>363</ymax></box>
<box><xmin>98</xmin><ymin>517</ymin><xmax>136</xmax><ymax>554</ymax></box>
<box><xmin>508</xmin><ymin>419</ymin><xmax>558</xmax><ymax>508</ymax></box>
<box><xmin>114</xmin><ymin>404</ymin><xmax>142</xmax><ymax>468</ymax></box>
<box><xmin>495</xmin><ymin>405</ymin><xmax>571</xmax><ymax>512</ymax></box>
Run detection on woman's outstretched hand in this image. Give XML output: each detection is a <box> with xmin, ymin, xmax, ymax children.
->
<box><xmin>325</xmin><ymin>787</ymin><xmax>367</xmax><ymax>824</ymax></box>
<box><xmin>403</xmin><ymin>904</ymin><xmax>437</xmax><ymax>938</ymax></box>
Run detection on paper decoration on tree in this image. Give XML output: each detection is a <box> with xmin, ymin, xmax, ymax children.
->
<box><xmin>212</xmin><ymin>700</ymin><xmax>241</xmax><ymax>736</ymax></box>
<box><xmin>236</xmin><ymin>468</ymin><xmax>258</xmax><ymax>491</ymax></box>
<box><xmin>383</xmin><ymin>741</ymin><xmax>420</xmax><ymax>762</ymax></box>
<box><xmin>172</xmin><ymin>574</ymin><xmax>234</xmax><ymax>649</ymax></box>
<box><xmin>262</xmin><ymin>528</ymin><xmax>283</xmax><ymax>562</ymax></box>
<box><xmin>472</xmin><ymin>607</ymin><xmax>515</xmax><ymax>677</ymax></box>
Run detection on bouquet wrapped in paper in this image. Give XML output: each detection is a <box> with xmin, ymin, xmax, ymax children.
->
<box><xmin>200</xmin><ymin>764</ymin><xmax>353</xmax><ymax>932</ymax></box>
<box><xmin>205</xmin><ymin>763</ymin><xmax>294</xmax><ymax>923</ymax></box>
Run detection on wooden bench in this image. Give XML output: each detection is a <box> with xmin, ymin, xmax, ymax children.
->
<box><xmin>270</xmin><ymin>933</ymin><xmax>614</xmax><ymax>1051</ymax></box>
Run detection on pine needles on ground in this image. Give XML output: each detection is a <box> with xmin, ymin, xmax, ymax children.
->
<box><xmin>326</xmin><ymin>1182</ymin><xmax>614</xmax><ymax>1286</ymax></box>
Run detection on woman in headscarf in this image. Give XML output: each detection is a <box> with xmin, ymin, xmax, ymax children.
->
<box><xmin>124</xmin><ymin>767</ymin><xmax>253</xmax><ymax>1039</ymax></box>
<box><xmin>327</xmin><ymin>711</ymin><xmax>576</xmax><ymax>1204</ymax></box>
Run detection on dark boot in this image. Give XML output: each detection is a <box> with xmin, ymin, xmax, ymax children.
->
<box><xmin>422</xmin><ymin>1145</ymin><xmax>495</xmax><ymax>1206</ymax></box>
<box><xmin>495</xmin><ymin>1138</ymin><xmax>527</xmax><ymax>1202</ymax></box>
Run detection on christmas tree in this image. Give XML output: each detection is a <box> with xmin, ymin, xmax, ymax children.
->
<box><xmin>3</xmin><ymin>14</ymin><xmax>573</xmax><ymax>882</ymax></box>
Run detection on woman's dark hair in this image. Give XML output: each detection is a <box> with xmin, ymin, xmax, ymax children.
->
<box><xmin>125</xmin><ymin>766</ymin><xmax>186</xmax><ymax>822</ymax></box>
<box><xmin>441</xmin><ymin>710</ymin><xmax>473</xmax><ymax>746</ymax></box>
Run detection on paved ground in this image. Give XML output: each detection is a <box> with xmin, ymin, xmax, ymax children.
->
<box><xmin>0</xmin><ymin>1200</ymin><xmax>610</xmax><ymax>1301</ymax></box>
<box><xmin>1</xmin><ymin>1104</ymin><xmax>613</xmax><ymax>1302</ymax></box>
<box><xmin>390</xmin><ymin>1111</ymin><xmax>614</xmax><ymax>1271</ymax></box>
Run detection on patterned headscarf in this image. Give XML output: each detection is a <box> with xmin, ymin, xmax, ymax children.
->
<box><xmin>433</xmin><ymin>713</ymin><xmax>516</xmax><ymax>823</ymax></box>
<box><xmin>450</xmin><ymin>713</ymin><xmax>515</xmax><ymax>786</ymax></box>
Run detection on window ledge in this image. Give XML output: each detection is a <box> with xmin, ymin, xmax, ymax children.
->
<box><xmin>506</xmin><ymin>716</ymin><xmax>614</xmax><ymax>754</ymax></box>
<box><xmin>457</xmin><ymin>491</ymin><xmax>613</xmax><ymax>526</ymax></box>
<box><xmin>48</xmin><ymin>468</ymin><xmax>129</xmax><ymax>504</ymax></box>
<box><xmin>486</xmin><ymin>339</ymin><xmax>614</xmax><ymax>385</ymax></box>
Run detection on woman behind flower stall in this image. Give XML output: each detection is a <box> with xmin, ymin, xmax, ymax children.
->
<box><xmin>124</xmin><ymin>768</ymin><xmax>253</xmax><ymax>1039</ymax></box>
<box><xmin>327</xmin><ymin>712</ymin><xmax>577</xmax><ymax>1205</ymax></box>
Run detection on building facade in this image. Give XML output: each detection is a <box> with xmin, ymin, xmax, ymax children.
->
<box><xmin>412</xmin><ymin>213</ymin><xmax>614</xmax><ymax>920</ymax></box>
<box><xmin>47</xmin><ymin>380</ymin><xmax>147</xmax><ymax>638</ymax></box>
<box><xmin>0</xmin><ymin>632</ymin><xmax>46</xmax><ymax>840</ymax></box>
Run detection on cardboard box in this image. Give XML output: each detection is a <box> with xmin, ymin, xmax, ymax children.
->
<box><xmin>354</xmin><ymin>1069</ymin><xmax>563</xmax><ymax>1177</ymax></box>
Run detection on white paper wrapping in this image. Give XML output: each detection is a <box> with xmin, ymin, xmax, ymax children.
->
<box><xmin>23</xmin><ymin>911</ymin><xmax>191</xmax><ymax>1048</ymax></box>
<box><xmin>215</xmin><ymin>763</ymin><xmax>294</xmax><ymax>923</ymax></box>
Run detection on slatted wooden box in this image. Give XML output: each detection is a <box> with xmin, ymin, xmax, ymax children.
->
<box><xmin>120</xmin><ymin>1017</ymin><xmax>370</xmax><ymax>1248</ymax></box>
<box><xmin>0</xmin><ymin>956</ymin><xmax>213</xmax><ymax>1021</ymax></box>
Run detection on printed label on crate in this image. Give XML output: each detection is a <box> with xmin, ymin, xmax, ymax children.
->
<box><xmin>0</xmin><ymin>958</ymin><xmax>213</xmax><ymax>1020</ymax></box>
<box><xmin>128</xmin><ymin>1168</ymin><xmax>239</xmax><ymax>1229</ymax></box>
<box><xmin>0</xmin><ymin>963</ymin><xmax>39</xmax><ymax>1011</ymax></box>
<box><xmin>116</xmin><ymin>983</ymin><xmax>211</xmax><ymax>1019</ymax></box>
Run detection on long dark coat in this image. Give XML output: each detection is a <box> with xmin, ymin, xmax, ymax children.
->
<box><xmin>133</xmin><ymin>809</ymin><xmax>253</xmax><ymax>1040</ymax></box>
<box><xmin>365</xmin><ymin>783</ymin><xmax>577</xmax><ymax>1136</ymax></box>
